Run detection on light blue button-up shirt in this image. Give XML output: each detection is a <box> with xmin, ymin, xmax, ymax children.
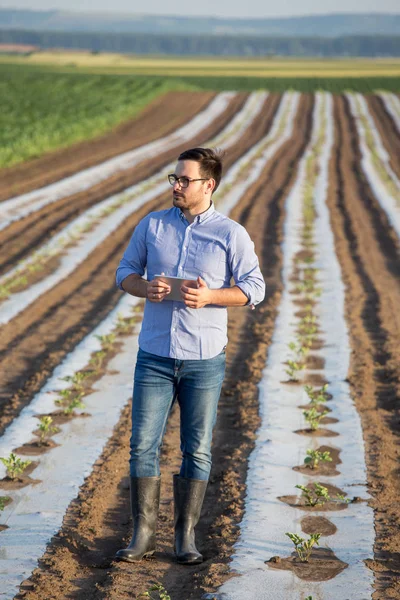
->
<box><xmin>116</xmin><ymin>203</ymin><xmax>265</xmax><ymax>360</ymax></box>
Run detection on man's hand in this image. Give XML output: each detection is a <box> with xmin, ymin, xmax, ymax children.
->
<box><xmin>147</xmin><ymin>275</ymin><xmax>171</xmax><ymax>303</ymax></box>
<box><xmin>181</xmin><ymin>276</ymin><xmax>212</xmax><ymax>309</ymax></box>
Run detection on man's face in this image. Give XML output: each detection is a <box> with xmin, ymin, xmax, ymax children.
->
<box><xmin>172</xmin><ymin>160</ymin><xmax>211</xmax><ymax>212</ymax></box>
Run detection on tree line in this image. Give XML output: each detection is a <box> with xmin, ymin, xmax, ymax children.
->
<box><xmin>1</xmin><ymin>29</ymin><xmax>400</xmax><ymax>57</ymax></box>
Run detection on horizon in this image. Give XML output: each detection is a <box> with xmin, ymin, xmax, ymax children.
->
<box><xmin>1</xmin><ymin>1</ymin><xmax>399</xmax><ymax>19</ymax></box>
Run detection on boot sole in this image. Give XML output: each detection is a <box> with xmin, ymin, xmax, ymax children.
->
<box><xmin>116</xmin><ymin>550</ymin><xmax>155</xmax><ymax>563</ymax></box>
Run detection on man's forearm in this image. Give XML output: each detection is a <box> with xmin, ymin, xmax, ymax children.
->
<box><xmin>121</xmin><ymin>274</ymin><xmax>148</xmax><ymax>297</ymax></box>
<box><xmin>208</xmin><ymin>285</ymin><xmax>248</xmax><ymax>307</ymax></box>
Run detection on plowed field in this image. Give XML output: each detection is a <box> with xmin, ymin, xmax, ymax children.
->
<box><xmin>1</xmin><ymin>90</ymin><xmax>400</xmax><ymax>600</ymax></box>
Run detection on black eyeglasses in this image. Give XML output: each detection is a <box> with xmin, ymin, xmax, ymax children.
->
<box><xmin>168</xmin><ymin>174</ymin><xmax>209</xmax><ymax>188</ymax></box>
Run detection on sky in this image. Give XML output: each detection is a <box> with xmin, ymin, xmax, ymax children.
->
<box><xmin>2</xmin><ymin>0</ymin><xmax>399</xmax><ymax>18</ymax></box>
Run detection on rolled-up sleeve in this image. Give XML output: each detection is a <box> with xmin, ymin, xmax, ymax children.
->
<box><xmin>229</xmin><ymin>225</ymin><xmax>265</xmax><ymax>306</ymax></box>
<box><xmin>115</xmin><ymin>216</ymin><xmax>149</xmax><ymax>290</ymax></box>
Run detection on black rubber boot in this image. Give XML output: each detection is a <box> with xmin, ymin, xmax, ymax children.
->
<box><xmin>173</xmin><ymin>474</ymin><xmax>208</xmax><ymax>565</ymax></box>
<box><xmin>115</xmin><ymin>476</ymin><xmax>161</xmax><ymax>562</ymax></box>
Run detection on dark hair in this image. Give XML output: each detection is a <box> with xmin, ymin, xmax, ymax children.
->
<box><xmin>178</xmin><ymin>147</ymin><xmax>223</xmax><ymax>193</ymax></box>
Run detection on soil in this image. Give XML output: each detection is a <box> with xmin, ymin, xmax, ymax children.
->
<box><xmin>366</xmin><ymin>95</ymin><xmax>400</xmax><ymax>179</ymax></box>
<box><xmin>267</xmin><ymin>547</ymin><xmax>348</xmax><ymax>581</ymax></box>
<box><xmin>327</xmin><ymin>94</ymin><xmax>400</xmax><ymax>599</ymax></box>
<box><xmin>2</xmin><ymin>91</ymin><xmax>400</xmax><ymax>599</ymax></box>
<box><xmin>13</xmin><ymin>439</ymin><xmax>60</xmax><ymax>455</ymax></box>
<box><xmin>301</xmin><ymin>515</ymin><xmax>337</xmax><ymax>536</ymax></box>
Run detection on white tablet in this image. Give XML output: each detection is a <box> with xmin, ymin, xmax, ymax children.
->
<box><xmin>154</xmin><ymin>275</ymin><xmax>198</xmax><ymax>302</ymax></box>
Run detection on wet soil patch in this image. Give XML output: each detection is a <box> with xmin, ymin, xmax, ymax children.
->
<box><xmin>13</xmin><ymin>439</ymin><xmax>60</xmax><ymax>455</ymax></box>
<box><xmin>278</xmin><ymin>495</ymin><xmax>349</xmax><ymax>512</ymax></box>
<box><xmin>303</xmin><ymin>373</ymin><xmax>328</xmax><ymax>386</ymax></box>
<box><xmin>301</xmin><ymin>515</ymin><xmax>337</xmax><ymax>536</ymax></box>
<box><xmin>306</xmin><ymin>355</ymin><xmax>325</xmax><ymax>370</ymax></box>
<box><xmin>295</xmin><ymin>427</ymin><xmax>339</xmax><ymax>437</ymax></box>
<box><xmin>267</xmin><ymin>547</ymin><xmax>348</xmax><ymax>581</ymax></box>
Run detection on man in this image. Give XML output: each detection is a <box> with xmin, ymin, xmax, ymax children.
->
<box><xmin>115</xmin><ymin>147</ymin><xmax>265</xmax><ymax>565</ymax></box>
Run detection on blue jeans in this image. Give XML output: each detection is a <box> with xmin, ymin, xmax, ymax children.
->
<box><xmin>130</xmin><ymin>348</ymin><xmax>226</xmax><ymax>481</ymax></box>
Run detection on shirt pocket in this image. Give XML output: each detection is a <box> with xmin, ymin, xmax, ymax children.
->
<box><xmin>194</xmin><ymin>240</ymin><xmax>227</xmax><ymax>272</ymax></box>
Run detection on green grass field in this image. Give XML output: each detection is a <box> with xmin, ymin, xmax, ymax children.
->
<box><xmin>0</xmin><ymin>67</ymin><xmax>197</xmax><ymax>168</ymax></box>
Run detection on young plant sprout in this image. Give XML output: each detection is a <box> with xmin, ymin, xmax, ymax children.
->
<box><xmin>304</xmin><ymin>384</ymin><xmax>329</xmax><ymax>406</ymax></box>
<box><xmin>89</xmin><ymin>350</ymin><xmax>107</xmax><ymax>370</ymax></box>
<box><xmin>0</xmin><ymin>496</ymin><xmax>11</xmax><ymax>512</ymax></box>
<box><xmin>115</xmin><ymin>312</ymin><xmax>138</xmax><ymax>334</ymax></box>
<box><xmin>138</xmin><ymin>583</ymin><xmax>171</xmax><ymax>600</ymax></box>
<box><xmin>63</xmin><ymin>395</ymin><xmax>86</xmax><ymax>415</ymax></box>
<box><xmin>296</xmin><ymin>482</ymin><xmax>330</xmax><ymax>507</ymax></box>
<box><xmin>303</xmin><ymin>407</ymin><xmax>329</xmax><ymax>431</ymax></box>
<box><xmin>285</xmin><ymin>359</ymin><xmax>305</xmax><ymax>381</ymax></box>
<box><xmin>288</xmin><ymin>341</ymin><xmax>310</xmax><ymax>359</ymax></box>
<box><xmin>0</xmin><ymin>453</ymin><xmax>31</xmax><ymax>480</ymax></box>
<box><xmin>95</xmin><ymin>333</ymin><xmax>116</xmax><ymax>350</ymax></box>
<box><xmin>60</xmin><ymin>370</ymin><xmax>92</xmax><ymax>391</ymax></box>
<box><xmin>37</xmin><ymin>416</ymin><xmax>58</xmax><ymax>444</ymax></box>
<box><xmin>296</xmin><ymin>483</ymin><xmax>349</xmax><ymax>506</ymax></box>
<box><xmin>285</xmin><ymin>532</ymin><xmax>321</xmax><ymax>562</ymax></box>
<box><xmin>304</xmin><ymin>449</ymin><xmax>332</xmax><ymax>469</ymax></box>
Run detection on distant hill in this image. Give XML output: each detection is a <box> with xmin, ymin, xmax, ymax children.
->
<box><xmin>0</xmin><ymin>9</ymin><xmax>400</xmax><ymax>37</ymax></box>
<box><xmin>1</xmin><ymin>29</ymin><xmax>400</xmax><ymax>58</ymax></box>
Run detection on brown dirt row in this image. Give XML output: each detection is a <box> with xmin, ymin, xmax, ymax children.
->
<box><xmin>0</xmin><ymin>91</ymin><xmax>217</xmax><ymax>203</ymax></box>
<box><xmin>327</xmin><ymin>95</ymin><xmax>400</xmax><ymax>600</ymax></box>
<box><xmin>0</xmin><ymin>93</ymin><xmax>281</xmax><ymax>436</ymax></box>
<box><xmin>13</xmin><ymin>95</ymin><xmax>314</xmax><ymax>600</ymax></box>
<box><xmin>366</xmin><ymin>95</ymin><xmax>400</xmax><ymax>179</ymax></box>
<box><xmin>0</xmin><ymin>94</ymin><xmax>248</xmax><ymax>276</ymax></box>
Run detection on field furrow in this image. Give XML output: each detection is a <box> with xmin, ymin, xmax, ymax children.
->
<box><xmin>0</xmin><ymin>93</ymin><xmax>246</xmax><ymax>274</ymax></box>
<box><xmin>326</xmin><ymin>94</ymin><xmax>400</xmax><ymax>599</ymax></box>
<box><xmin>7</xmin><ymin>95</ymin><xmax>314</xmax><ymax>600</ymax></box>
<box><xmin>0</xmin><ymin>91</ymin><xmax>216</xmax><ymax>203</ymax></box>
<box><xmin>367</xmin><ymin>95</ymin><xmax>400</xmax><ymax>178</ymax></box>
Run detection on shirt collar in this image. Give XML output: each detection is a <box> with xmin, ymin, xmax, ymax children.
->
<box><xmin>178</xmin><ymin>201</ymin><xmax>215</xmax><ymax>224</ymax></box>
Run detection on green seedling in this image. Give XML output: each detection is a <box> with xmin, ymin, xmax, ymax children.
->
<box><xmin>0</xmin><ymin>496</ymin><xmax>11</xmax><ymax>512</ymax></box>
<box><xmin>304</xmin><ymin>449</ymin><xmax>332</xmax><ymax>470</ymax></box>
<box><xmin>115</xmin><ymin>312</ymin><xmax>138</xmax><ymax>333</ymax></box>
<box><xmin>96</xmin><ymin>333</ymin><xmax>116</xmax><ymax>350</ymax></box>
<box><xmin>303</xmin><ymin>407</ymin><xmax>329</xmax><ymax>431</ymax></box>
<box><xmin>304</xmin><ymin>596</ymin><xmax>314</xmax><ymax>600</ymax></box>
<box><xmin>304</xmin><ymin>384</ymin><xmax>329</xmax><ymax>406</ymax></box>
<box><xmin>0</xmin><ymin>453</ymin><xmax>31</xmax><ymax>480</ymax></box>
<box><xmin>296</xmin><ymin>482</ymin><xmax>330</xmax><ymax>507</ymax></box>
<box><xmin>63</xmin><ymin>395</ymin><xmax>86</xmax><ymax>415</ymax></box>
<box><xmin>60</xmin><ymin>370</ymin><xmax>92</xmax><ymax>390</ymax></box>
<box><xmin>288</xmin><ymin>341</ymin><xmax>310</xmax><ymax>360</ymax></box>
<box><xmin>138</xmin><ymin>583</ymin><xmax>171</xmax><ymax>600</ymax></box>
<box><xmin>285</xmin><ymin>359</ymin><xmax>305</xmax><ymax>381</ymax></box>
<box><xmin>89</xmin><ymin>350</ymin><xmax>107</xmax><ymax>370</ymax></box>
<box><xmin>37</xmin><ymin>416</ymin><xmax>58</xmax><ymax>444</ymax></box>
<box><xmin>285</xmin><ymin>532</ymin><xmax>321</xmax><ymax>562</ymax></box>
